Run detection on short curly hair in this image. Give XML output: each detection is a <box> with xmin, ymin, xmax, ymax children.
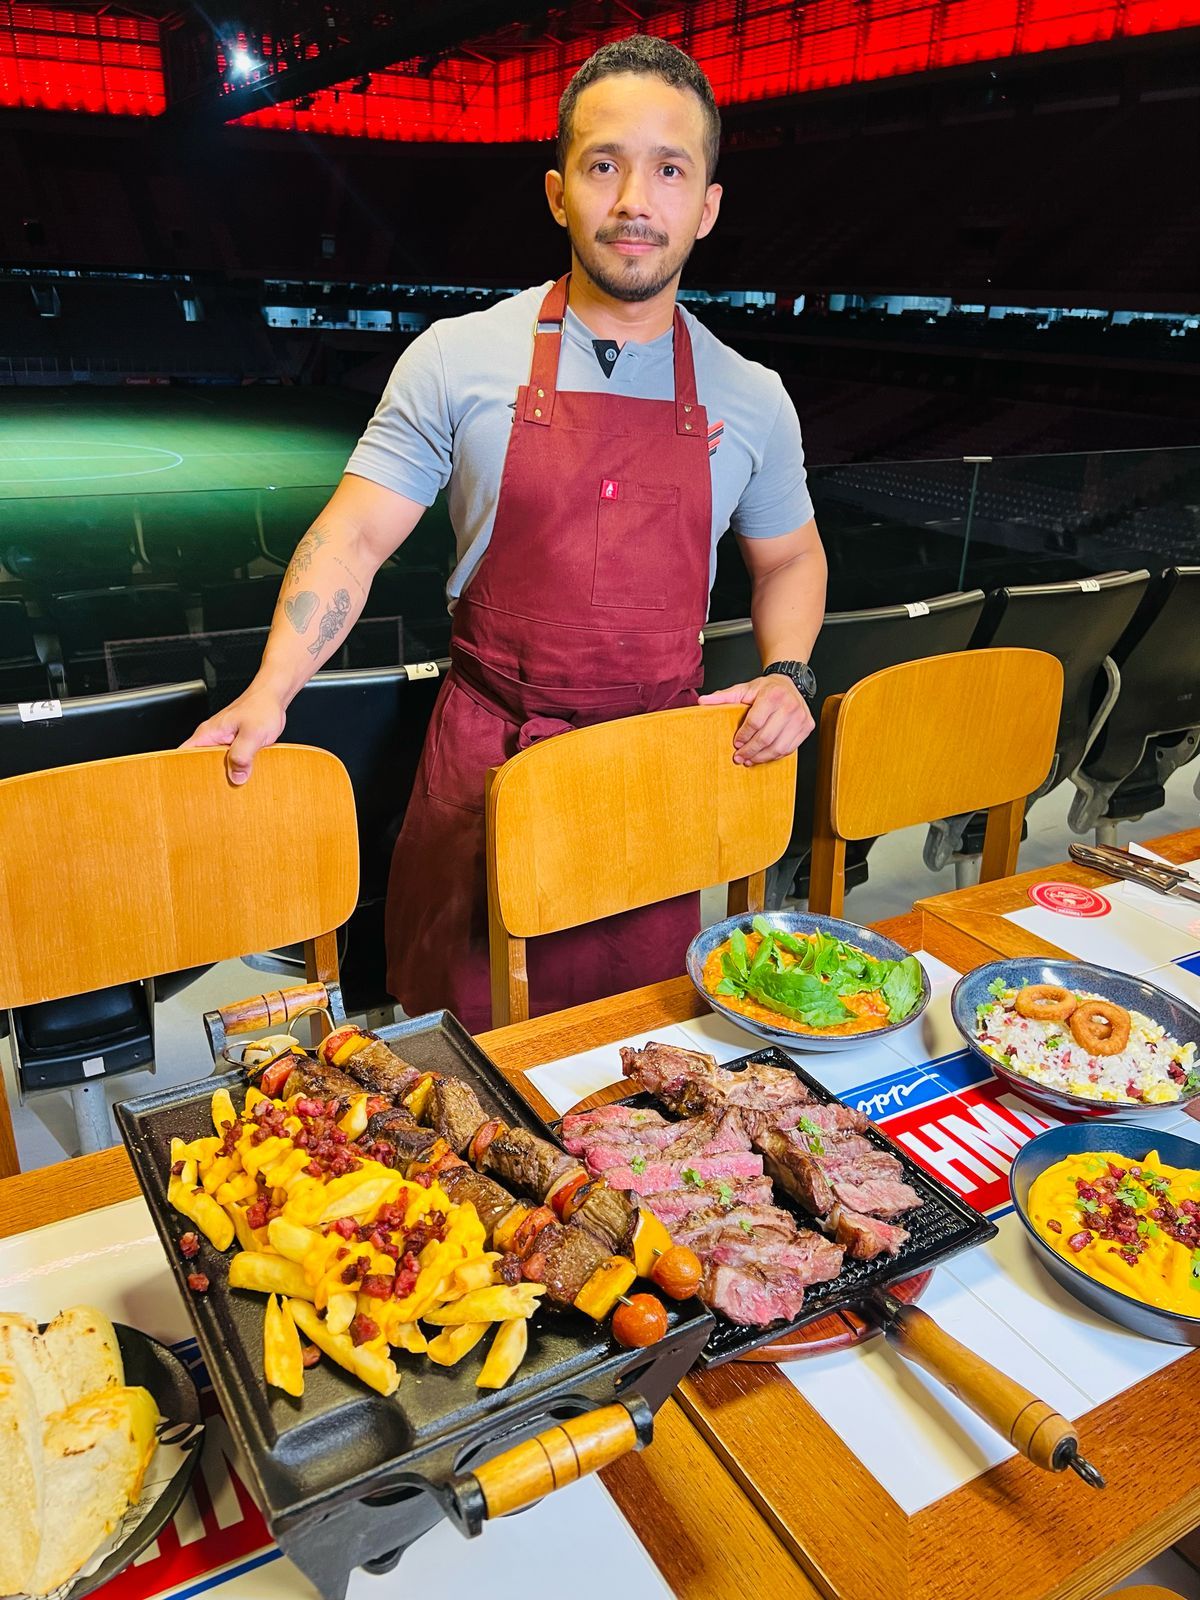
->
<box><xmin>557</xmin><ymin>34</ymin><xmax>721</xmax><ymax>184</ymax></box>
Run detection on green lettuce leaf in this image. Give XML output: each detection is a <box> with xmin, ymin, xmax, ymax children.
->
<box><xmin>880</xmin><ymin>956</ymin><xmax>922</xmax><ymax>1023</ymax></box>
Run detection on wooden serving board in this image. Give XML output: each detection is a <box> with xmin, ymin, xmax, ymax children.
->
<box><xmin>559</xmin><ymin>1083</ymin><xmax>933</xmax><ymax>1363</ymax></box>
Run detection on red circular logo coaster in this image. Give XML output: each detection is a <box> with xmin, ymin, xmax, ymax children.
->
<box><xmin>1029</xmin><ymin>881</ymin><xmax>1111</xmax><ymax>918</ymax></box>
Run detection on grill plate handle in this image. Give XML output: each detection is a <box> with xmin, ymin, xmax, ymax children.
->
<box><xmin>875</xmin><ymin>1291</ymin><xmax>1103</xmax><ymax>1482</ymax></box>
<box><xmin>444</xmin><ymin>1395</ymin><xmax>654</xmax><ymax>1537</ymax></box>
<box><xmin>203</xmin><ymin>980</ymin><xmax>346</xmax><ymax>1058</ymax></box>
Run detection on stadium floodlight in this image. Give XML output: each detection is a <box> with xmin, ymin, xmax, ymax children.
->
<box><xmin>229</xmin><ymin>47</ymin><xmax>260</xmax><ymax>78</ymax></box>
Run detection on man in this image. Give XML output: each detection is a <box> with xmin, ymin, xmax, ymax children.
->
<box><xmin>186</xmin><ymin>34</ymin><xmax>827</xmax><ymax>1032</ymax></box>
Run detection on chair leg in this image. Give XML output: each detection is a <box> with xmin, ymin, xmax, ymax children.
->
<box><xmin>70</xmin><ymin>1080</ymin><xmax>114</xmax><ymax>1156</ymax></box>
<box><xmin>726</xmin><ymin>872</ymin><xmax>766</xmax><ymax>917</ymax></box>
<box><xmin>980</xmin><ymin>797</ymin><xmax>1024</xmax><ymax>882</ymax></box>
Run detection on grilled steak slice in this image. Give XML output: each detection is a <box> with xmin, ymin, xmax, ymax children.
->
<box><xmin>830</xmin><ymin>1205</ymin><xmax>910</xmax><ymax>1258</ymax></box>
<box><xmin>753</xmin><ymin>1128</ymin><xmax>835</xmax><ymax>1216</ymax></box>
<box><xmin>428</xmin><ymin>1077</ymin><xmax>488</xmax><ymax>1155</ymax></box>
<box><xmin>828</xmin><ymin>1171</ymin><xmax>920</xmax><ymax>1220</ymax></box>
<box><xmin>659</xmin><ymin>1108</ymin><xmax>751</xmax><ymax>1161</ymax></box>
<box><xmin>581</xmin><ymin>1110</ymin><xmax>751</xmax><ymax>1176</ymax></box>
<box><xmin>709</xmin><ymin>1228</ymin><xmax>844</xmax><ymax>1284</ymax></box>
<box><xmin>703</xmin><ymin>1261</ymin><xmax>808</xmax><ymax>1325</ymax></box>
<box><xmin>341</xmin><ymin>1038</ymin><xmax>424</xmax><ymax>1100</ymax></box>
<box><xmin>560</xmin><ymin>1105</ymin><xmax>671</xmax><ymax>1154</ymax></box>
<box><xmin>573</xmin><ymin>1184</ymin><xmax>638</xmax><ymax>1256</ymax></box>
<box><xmin>363</xmin><ymin>1110</ymin><xmax>441</xmax><ymax>1165</ymax></box>
<box><xmin>522</xmin><ymin>1221</ymin><xmax>610</xmax><ymax>1306</ymax></box>
<box><xmin>437</xmin><ymin>1164</ymin><xmax>520</xmax><ymax>1239</ymax></box>
<box><xmin>483</xmin><ymin>1126</ymin><xmax>579</xmax><ymax>1200</ymax></box>
<box><xmin>603</xmin><ymin>1151</ymin><xmax>764</xmax><ymax>1197</ymax></box>
<box><xmin>620</xmin><ymin>1042</ymin><xmax>724</xmax><ymax>1115</ymax></box>
<box><xmin>673</xmin><ymin>1203</ymin><xmax>800</xmax><ymax>1252</ymax></box>
<box><xmin>646</xmin><ymin>1176</ymin><xmax>775</xmax><ymax>1227</ymax></box>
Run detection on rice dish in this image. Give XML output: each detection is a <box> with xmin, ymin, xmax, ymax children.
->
<box><xmin>974</xmin><ymin>980</ymin><xmax>1198</xmax><ymax>1104</ymax></box>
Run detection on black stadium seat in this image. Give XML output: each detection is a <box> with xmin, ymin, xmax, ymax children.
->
<box><xmin>247</xmin><ymin>662</ymin><xmax>449</xmax><ymax>1011</ymax></box>
<box><xmin>924</xmin><ymin>570</ymin><xmax>1151</xmax><ymax>870</ymax></box>
<box><xmin>0</xmin><ymin>680</ymin><xmax>211</xmax><ymax>1152</ymax></box>
<box><xmin>0</xmin><ymin>596</ymin><xmax>53</xmax><ymax>701</ymax></box>
<box><xmin>1069</xmin><ymin>567</ymin><xmax>1200</xmax><ymax>837</ymax></box>
<box><xmin>703</xmin><ymin>590</ymin><xmax>987</xmax><ymax>904</ymax></box>
<box><xmin>200</xmin><ymin>575</ymin><xmax>283</xmax><ymax>634</ymax></box>
<box><xmin>49</xmin><ymin>583</ymin><xmax>191</xmax><ymax>695</ymax></box>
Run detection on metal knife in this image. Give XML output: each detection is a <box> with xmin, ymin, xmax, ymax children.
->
<box><xmin>1069</xmin><ymin>843</ymin><xmax>1200</xmax><ymax>904</ymax></box>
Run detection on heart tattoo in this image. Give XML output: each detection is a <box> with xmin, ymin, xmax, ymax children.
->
<box><xmin>285</xmin><ymin>590</ymin><xmax>318</xmax><ymax>633</ymax></box>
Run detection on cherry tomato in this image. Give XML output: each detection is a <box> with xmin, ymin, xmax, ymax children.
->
<box><xmin>320</xmin><ymin>1027</ymin><xmax>361</xmax><ymax>1066</ymax></box>
<box><xmin>650</xmin><ymin>1245</ymin><xmax>703</xmax><ymax>1300</ymax></box>
<box><xmin>611</xmin><ymin>1293</ymin><xmax>669</xmax><ymax>1348</ymax></box>
<box><xmin>259</xmin><ymin>1056</ymin><xmax>295</xmax><ymax>1098</ymax></box>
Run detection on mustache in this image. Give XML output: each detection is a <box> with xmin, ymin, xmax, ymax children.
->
<box><xmin>595</xmin><ymin>224</ymin><xmax>669</xmax><ymax>248</ymax></box>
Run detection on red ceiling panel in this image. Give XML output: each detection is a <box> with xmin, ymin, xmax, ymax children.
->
<box><xmin>0</xmin><ymin>3</ymin><xmax>164</xmax><ymax>114</ymax></box>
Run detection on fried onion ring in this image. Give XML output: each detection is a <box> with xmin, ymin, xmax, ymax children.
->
<box><xmin>1014</xmin><ymin>984</ymin><xmax>1078</xmax><ymax>1023</ymax></box>
<box><xmin>1069</xmin><ymin>1000</ymin><xmax>1131</xmax><ymax>1057</ymax></box>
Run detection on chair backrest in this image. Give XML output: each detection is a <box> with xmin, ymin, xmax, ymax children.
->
<box><xmin>970</xmin><ymin>569</ymin><xmax>1150</xmax><ymax>794</ymax></box>
<box><xmin>1082</xmin><ymin>566</ymin><xmax>1200</xmax><ymax>786</ymax></box>
<box><xmin>0</xmin><ymin>745</ymin><xmax>358</xmax><ymax>1011</ymax></box>
<box><xmin>0</xmin><ymin>596</ymin><xmax>39</xmax><ymax>666</ymax></box>
<box><xmin>200</xmin><ymin>575</ymin><xmax>282</xmax><ymax>634</ymax></box>
<box><xmin>704</xmin><ymin>592</ymin><xmax>988</xmax><ymax>883</ymax></box>
<box><xmin>809</xmin><ymin>648</ymin><xmax>1062</xmax><ymax>916</ymax></box>
<box><xmin>0</xmin><ymin>680</ymin><xmax>208</xmax><ymax>781</ymax></box>
<box><xmin>486</xmin><ymin>705</ymin><xmax>797</xmax><ymax>1025</ymax></box>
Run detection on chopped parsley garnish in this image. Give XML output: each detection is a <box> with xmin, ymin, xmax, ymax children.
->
<box><xmin>797</xmin><ymin>1116</ymin><xmax>826</xmax><ymax>1156</ymax></box>
<box><xmin>681</xmin><ymin>1167</ymin><xmax>702</xmax><ymax>1188</ymax></box>
<box><xmin>629</xmin><ymin>1155</ymin><xmax>646</xmax><ymax>1176</ymax></box>
<box><xmin>1115</xmin><ymin>1183</ymin><xmax>1148</xmax><ymax>1209</ymax></box>
<box><xmin>1137</xmin><ymin>1220</ymin><xmax>1160</xmax><ymax>1239</ymax></box>
<box><xmin>1044</xmin><ymin>1036</ymin><xmax>1063</xmax><ymax>1051</ymax></box>
<box><xmin>1191</xmin><ymin>1250</ymin><xmax>1200</xmax><ymax>1292</ymax></box>
<box><xmin>738</xmin><ymin>1218</ymin><xmax>754</xmax><ymax>1234</ymax></box>
<box><xmin>987</xmin><ymin>977</ymin><xmax>1009</xmax><ymax>998</ymax></box>
<box><xmin>716</xmin><ymin>1181</ymin><xmax>734</xmax><ymax>1206</ymax></box>
<box><xmin>1185</xmin><ymin>1070</ymin><xmax>1200</xmax><ymax>1093</ymax></box>
<box><xmin>1143</xmin><ymin>1172</ymin><xmax>1170</xmax><ymax>1196</ymax></box>
<box><xmin>1079</xmin><ymin>1198</ymin><xmax>1099</xmax><ymax>1214</ymax></box>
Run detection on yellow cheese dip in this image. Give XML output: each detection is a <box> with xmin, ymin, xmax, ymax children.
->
<box><xmin>1028</xmin><ymin>1150</ymin><xmax>1200</xmax><ymax>1318</ymax></box>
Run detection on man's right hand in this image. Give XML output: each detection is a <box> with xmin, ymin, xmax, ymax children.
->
<box><xmin>182</xmin><ymin>686</ymin><xmax>287</xmax><ymax>785</ymax></box>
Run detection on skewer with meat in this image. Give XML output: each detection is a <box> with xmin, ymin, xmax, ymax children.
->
<box><xmin>316</xmin><ymin>1029</ymin><xmax>701</xmax><ymax>1307</ymax></box>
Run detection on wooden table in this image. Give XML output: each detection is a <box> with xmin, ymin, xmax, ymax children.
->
<box><xmin>3</xmin><ymin>902</ymin><xmax>1197</xmax><ymax>1600</ymax></box>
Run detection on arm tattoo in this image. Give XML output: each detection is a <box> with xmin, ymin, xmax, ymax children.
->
<box><xmin>284</xmin><ymin>589</ymin><xmax>318</xmax><ymax>633</ymax></box>
<box><xmin>307</xmin><ymin>588</ymin><xmax>352</xmax><ymax>658</ymax></box>
<box><xmin>288</xmin><ymin>523</ymin><xmax>330</xmax><ymax>580</ymax></box>
<box><xmin>332</xmin><ymin>552</ymin><xmax>366</xmax><ymax>594</ymax></box>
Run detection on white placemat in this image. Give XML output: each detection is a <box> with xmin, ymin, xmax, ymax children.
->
<box><xmin>0</xmin><ymin>1203</ymin><xmax>669</xmax><ymax>1600</ymax></box>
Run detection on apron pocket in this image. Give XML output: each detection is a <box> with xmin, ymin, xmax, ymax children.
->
<box><xmin>425</xmin><ymin>677</ymin><xmax>512</xmax><ymax>814</ymax></box>
<box><xmin>593</xmin><ymin>481</ymin><xmax>678</xmax><ymax>611</ymax></box>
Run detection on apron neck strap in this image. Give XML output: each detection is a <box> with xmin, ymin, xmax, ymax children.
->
<box><xmin>524</xmin><ymin>275</ymin><xmax>700</xmax><ymax>435</ymax></box>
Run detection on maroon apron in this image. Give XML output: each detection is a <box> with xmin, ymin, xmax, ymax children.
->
<box><xmin>385</xmin><ymin>276</ymin><xmax>713</xmax><ymax>1032</ymax></box>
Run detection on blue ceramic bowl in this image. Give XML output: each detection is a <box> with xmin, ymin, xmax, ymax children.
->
<box><xmin>1010</xmin><ymin>1122</ymin><xmax>1200</xmax><ymax>1345</ymax></box>
<box><xmin>685</xmin><ymin>910</ymin><xmax>930</xmax><ymax>1053</ymax></box>
<box><xmin>950</xmin><ymin>958</ymin><xmax>1200</xmax><ymax>1118</ymax></box>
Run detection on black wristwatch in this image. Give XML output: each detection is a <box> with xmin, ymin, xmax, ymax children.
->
<box><xmin>764</xmin><ymin>659</ymin><xmax>817</xmax><ymax>703</ymax></box>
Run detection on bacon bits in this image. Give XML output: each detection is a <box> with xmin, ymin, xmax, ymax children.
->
<box><xmin>186</xmin><ymin>1272</ymin><xmax>211</xmax><ymax>1293</ymax></box>
<box><xmin>178</xmin><ymin>1231</ymin><xmax>201</xmax><ymax>1259</ymax></box>
<box><xmin>1067</xmin><ymin>1231</ymin><xmax>1092</xmax><ymax>1252</ymax></box>
<box><xmin>301</xmin><ymin>1343</ymin><xmax>321</xmax><ymax>1368</ymax></box>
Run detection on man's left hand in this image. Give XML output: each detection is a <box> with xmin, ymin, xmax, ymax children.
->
<box><xmin>698</xmin><ymin>676</ymin><xmax>815</xmax><ymax>765</ymax></box>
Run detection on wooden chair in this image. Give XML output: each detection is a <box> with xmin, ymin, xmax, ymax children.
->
<box><xmin>0</xmin><ymin>745</ymin><xmax>359</xmax><ymax>1177</ymax></box>
<box><xmin>809</xmin><ymin>647</ymin><xmax>1063</xmax><ymax>918</ymax></box>
<box><xmin>485</xmin><ymin>704</ymin><xmax>797</xmax><ymax>1027</ymax></box>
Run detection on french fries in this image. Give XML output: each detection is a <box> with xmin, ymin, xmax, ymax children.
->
<box><xmin>165</xmin><ymin>1075</ymin><xmax>539</xmax><ymax>1402</ymax></box>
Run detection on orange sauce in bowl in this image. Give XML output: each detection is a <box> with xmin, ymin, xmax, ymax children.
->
<box><xmin>701</xmin><ymin>931</ymin><xmax>891</xmax><ymax>1037</ymax></box>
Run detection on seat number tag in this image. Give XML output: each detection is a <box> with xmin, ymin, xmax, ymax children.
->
<box><xmin>18</xmin><ymin>700</ymin><xmax>61</xmax><ymax>722</ymax></box>
<box><xmin>1079</xmin><ymin>579</ymin><xmax>1101</xmax><ymax>592</ymax></box>
<box><xmin>905</xmin><ymin>602</ymin><xmax>930</xmax><ymax>618</ymax></box>
<box><xmin>403</xmin><ymin>662</ymin><xmax>440</xmax><ymax>680</ymax></box>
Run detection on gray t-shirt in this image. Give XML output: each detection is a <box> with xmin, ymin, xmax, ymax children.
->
<box><xmin>346</xmin><ymin>283</ymin><xmax>814</xmax><ymax>601</ymax></box>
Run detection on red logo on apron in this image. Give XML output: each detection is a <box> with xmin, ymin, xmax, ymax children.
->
<box><xmin>600</xmin><ymin>479</ymin><xmax>620</xmax><ymax>500</ymax></box>
<box><xmin>1028</xmin><ymin>881</ymin><xmax>1111</xmax><ymax>918</ymax></box>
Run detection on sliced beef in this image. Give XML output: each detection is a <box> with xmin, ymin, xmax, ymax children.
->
<box><xmin>428</xmin><ymin>1077</ymin><xmax>488</xmax><ymax>1155</ymax></box>
<box><xmin>753</xmin><ymin>1128</ymin><xmax>835</xmax><ymax>1216</ymax></box>
<box><xmin>660</xmin><ymin>1108</ymin><xmax>751</xmax><ymax>1161</ymax></box>
<box><xmin>702</xmin><ymin>1261</ymin><xmax>809</xmax><ymax>1325</ymax></box>
<box><xmin>673</xmin><ymin>1203</ymin><xmax>801</xmax><ymax>1252</ymax></box>
<box><xmin>560</xmin><ymin>1104</ymin><xmax>671</xmax><ymax>1154</ymax></box>
<box><xmin>770</xmin><ymin>1102</ymin><xmax>869</xmax><ymax>1137</ymax></box>
<box><xmin>282</xmin><ymin>1059</ymin><xmax>364</xmax><ymax>1103</ymax></box>
<box><xmin>620</xmin><ymin>1042</ymin><xmax>724</xmax><ymax>1116</ymax></box>
<box><xmin>646</xmin><ymin>1176</ymin><xmax>775</xmax><ymax>1228</ymax></box>
<box><xmin>828</xmin><ymin>1171</ymin><xmax>920</xmax><ymax>1219</ymax></box>
<box><xmin>437</xmin><ymin>1164</ymin><xmax>519</xmax><ymax>1239</ymax></box>
<box><xmin>830</xmin><ymin>1205</ymin><xmax>910</xmax><ymax>1259</ymax></box>
<box><xmin>710</xmin><ymin>1228</ymin><xmax>844</xmax><ymax>1285</ymax></box>
<box><xmin>483</xmin><ymin>1125</ymin><xmax>579</xmax><ymax>1200</ymax></box>
<box><xmin>342</xmin><ymin>1038</ymin><xmax>425</xmax><ymax>1100</ymax></box>
<box><xmin>603</xmin><ymin>1151</ymin><xmax>764</xmax><ymax>1197</ymax></box>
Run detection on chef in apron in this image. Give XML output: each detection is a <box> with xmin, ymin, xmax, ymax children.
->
<box><xmin>186</xmin><ymin>36</ymin><xmax>826</xmax><ymax>1034</ymax></box>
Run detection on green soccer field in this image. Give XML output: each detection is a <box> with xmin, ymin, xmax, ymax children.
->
<box><xmin>0</xmin><ymin>386</ymin><xmax>366</xmax><ymax>500</ymax></box>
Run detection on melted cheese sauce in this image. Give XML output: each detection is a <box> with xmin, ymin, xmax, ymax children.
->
<box><xmin>1028</xmin><ymin>1150</ymin><xmax>1200</xmax><ymax>1318</ymax></box>
<box><xmin>702</xmin><ymin>931</ymin><xmax>891</xmax><ymax>1037</ymax></box>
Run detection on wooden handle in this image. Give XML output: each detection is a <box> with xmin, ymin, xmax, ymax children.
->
<box><xmin>218</xmin><ymin>983</ymin><xmax>332</xmax><ymax>1037</ymax></box>
<box><xmin>445</xmin><ymin>1397</ymin><xmax>653</xmax><ymax>1536</ymax></box>
<box><xmin>882</xmin><ymin>1300</ymin><xmax>1077</xmax><ymax>1472</ymax></box>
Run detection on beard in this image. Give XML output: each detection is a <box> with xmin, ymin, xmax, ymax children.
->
<box><xmin>569</xmin><ymin>220</ymin><xmax>696</xmax><ymax>303</ymax></box>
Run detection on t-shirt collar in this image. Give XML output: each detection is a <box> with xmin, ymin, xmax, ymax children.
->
<box><xmin>562</xmin><ymin>301</ymin><xmax>675</xmax><ymax>358</ymax></box>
